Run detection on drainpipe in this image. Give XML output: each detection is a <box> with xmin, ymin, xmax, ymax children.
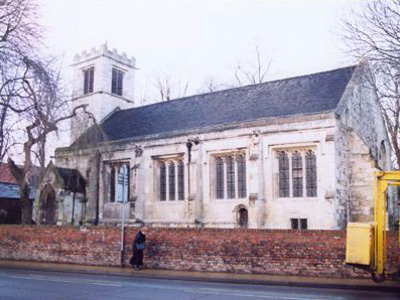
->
<box><xmin>94</xmin><ymin>151</ymin><xmax>101</xmax><ymax>225</ymax></box>
<box><xmin>186</xmin><ymin>141</ymin><xmax>193</xmax><ymax>197</ymax></box>
<box><xmin>120</xmin><ymin>163</ymin><xmax>130</xmax><ymax>267</ymax></box>
<box><xmin>71</xmin><ymin>191</ymin><xmax>76</xmax><ymax>225</ymax></box>
<box><xmin>186</xmin><ymin>138</ymin><xmax>200</xmax><ymax>197</ymax></box>
<box><xmin>120</xmin><ymin>209</ymin><xmax>126</xmax><ymax>267</ymax></box>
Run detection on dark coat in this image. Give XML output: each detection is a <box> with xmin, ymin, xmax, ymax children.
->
<box><xmin>134</xmin><ymin>231</ymin><xmax>146</xmax><ymax>246</ymax></box>
<box><xmin>130</xmin><ymin>230</ymin><xmax>146</xmax><ymax>267</ymax></box>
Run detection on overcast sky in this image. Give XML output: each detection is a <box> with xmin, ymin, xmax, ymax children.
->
<box><xmin>39</xmin><ymin>0</ymin><xmax>364</xmax><ymax>104</ymax></box>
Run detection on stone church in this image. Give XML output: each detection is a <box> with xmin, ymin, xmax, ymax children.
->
<box><xmin>36</xmin><ymin>44</ymin><xmax>394</xmax><ymax>229</ymax></box>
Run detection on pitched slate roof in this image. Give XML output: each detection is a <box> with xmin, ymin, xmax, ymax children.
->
<box><xmin>79</xmin><ymin>65</ymin><xmax>357</xmax><ymax>144</ymax></box>
<box><xmin>0</xmin><ymin>183</ymin><xmax>21</xmax><ymax>199</ymax></box>
<box><xmin>0</xmin><ymin>163</ymin><xmax>38</xmax><ymax>199</ymax></box>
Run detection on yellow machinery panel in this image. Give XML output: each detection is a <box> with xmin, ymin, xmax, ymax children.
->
<box><xmin>346</xmin><ymin>222</ymin><xmax>374</xmax><ymax>265</ymax></box>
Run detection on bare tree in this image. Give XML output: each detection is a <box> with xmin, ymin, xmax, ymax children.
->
<box><xmin>234</xmin><ymin>46</ymin><xmax>272</xmax><ymax>86</ymax></box>
<box><xmin>197</xmin><ymin>46</ymin><xmax>273</xmax><ymax>94</ymax></box>
<box><xmin>4</xmin><ymin>57</ymin><xmax>93</xmax><ymax>224</ymax></box>
<box><xmin>198</xmin><ymin>77</ymin><xmax>224</xmax><ymax>94</ymax></box>
<box><xmin>0</xmin><ymin>0</ymin><xmax>94</xmax><ymax>223</ymax></box>
<box><xmin>154</xmin><ymin>73</ymin><xmax>189</xmax><ymax>101</ymax></box>
<box><xmin>343</xmin><ymin>0</ymin><xmax>400</xmax><ymax>165</ymax></box>
<box><xmin>0</xmin><ymin>87</ymin><xmax>17</xmax><ymax>163</ymax></box>
<box><xmin>0</xmin><ymin>0</ymin><xmax>39</xmax><ymax>60</ymax></box>
<box><xmin>0</xmin><ymin>0</ymin><xmax>39</xmax><ymax>162</ymax></box>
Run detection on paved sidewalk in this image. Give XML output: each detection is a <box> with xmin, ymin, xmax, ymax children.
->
<box><xmin>0</xmin><ymin>260</ymin><xmax>399</xmax><ymax>292</ymax></box>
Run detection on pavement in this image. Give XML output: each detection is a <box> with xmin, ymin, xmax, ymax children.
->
<box><xmin>0</xmin><ymin>260</ymin><xmax>399</xmax><ymax>292</ymax></box>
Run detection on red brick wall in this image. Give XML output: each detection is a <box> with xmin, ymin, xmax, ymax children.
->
<box><xmin>0</xmin><ymin>225</ymin><xmax>398</xmax><ymax>278</ymax></box>
<box><xmin>0</xmin><ymin>226</ymin><xmax>121</xmax><ymax>266</ymax></box>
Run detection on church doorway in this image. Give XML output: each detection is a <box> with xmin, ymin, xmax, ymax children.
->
<box><xmin>38</xmin><ymin>184</ymin><xmax>56</xmax><ymax>225</ymax></box>
<box><xmin>238</xmin><ymin>207</ymin><xmax>248</xmax><ymax>229</ymax></box>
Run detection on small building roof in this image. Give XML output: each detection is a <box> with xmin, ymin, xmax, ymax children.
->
<box><xmin>0</xmin><ymin>163</ymin><xmax>39</xmax><ymax>200</ymax></box>
<box><xmin>0</xmin><ymin>163</ymin><xmax>17</xmax><ymax>184</ymax></box>
<box><xmin>0</xmin><ymin>183</ymin><xmax>21</xmax><ymax>199</ymax></box>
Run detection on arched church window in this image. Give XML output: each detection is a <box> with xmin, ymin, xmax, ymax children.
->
<box><xmin>214</xmin><ymin>153</ymin><xmax>247</xmax><ymax>200</ymax></box>
<box><xmin>292</xmin><ymin>151</ymin><xmax>303</xmax><ymax>197</ymax></box>
<box><xmin>306</xmin><ymin>150</ymin><xmax>317</xmax><ymax>197</ymax></box>
<box><xmin>278</xmin><ymin>152</ymin><xmax>290</xmax><ymax>197</ymax></box>
<box><xmin>157</xmin><ymin>157</ymin><xmax>184</xmax><ymax>201</ymax></box>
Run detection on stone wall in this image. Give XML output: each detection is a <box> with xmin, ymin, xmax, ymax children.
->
<box><xmin>334</xmin><ymin>121</ymin><xmax>349</xmax><ymax>228</ymax></box>
<box><xmin>0</xmin><ymin>225</ymin><xmax>398</xmax><ymax>278</ymax></box>
<box><xmin>347</xmin><ymin>132</ymin><xmax>376</xmax><ymax>222</ymax></box>
<box><xmin>335</xmin><ymin>62</ymin><xmax>392</xmax><ymax>225</ymax></box>
<box><xmin>56</xmin><ymin>113</ymin><xmax>340</xmax><ymax>229</ymax></box>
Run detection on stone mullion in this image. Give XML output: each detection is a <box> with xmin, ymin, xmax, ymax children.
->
<box><xmin>166</xmin><ymin>160</ymin><xmax>170</xmax><ymax>201</ymax></box>
<box><xmin>105</xmin><ymin>164</ymin><xmax>111</xmax><ymax>203</ymax></box>
<box><xmin>288</xmin><ymin>151</ymin><xmax>293</xmax><ymax>198</ymax></box>
<box><xmin>158</xmin><ymin>161</ymin><xmax>165</xmax><ymax>201</ymax></box>
<box><xmin>234</xmin><ymin>155</ymin><xmax>238</xmax><ymax>200</ymax></box>
<box><xmin>302</xmin><ymin>151</ymin><xmax>306</xmax><ymax>198</ymax></box>
<box><xmin>114</xmin><ymin>165</ymin><xmax>119</xmax><ymax>202</ymax></box>
<box><xmin>126</xmin><ymin>162</ymin><xmax>130</xmax><ymax>202</ymax></box>
<box><xmin>274</xmin><ymin>151</ymin><xmax>282</xmax><ymax>198</ymax></box>
<box><xmin>123</xmin><ymin>163</ymin><xmax>129</xmax><ymax>202</ymax></box>
<box><xmin>120</xmin><ymin>165</ymin><xmax>123</xmax><ymax>202</ymax></box>
<box><xmin>156</xmin><ymin>162</ymin><xmax>160</xmax><ymax>201</ymax></box>
<box><xmin>174</xmin><ymin>160</ymin><xmax>178</xmax><ymax>201</ymax></box>
<box><xmin>223</xmin><ymin>157</ymin><xmax>227</xmax><ymax>200</ymax></box>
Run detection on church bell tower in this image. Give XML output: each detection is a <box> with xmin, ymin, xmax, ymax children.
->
<box><xmin>70</xmin><ymin>44</ymin><xmax>136</xmax><ymax>143</ymax></box>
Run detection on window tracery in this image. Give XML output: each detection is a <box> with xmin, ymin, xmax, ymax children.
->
<box><xmin>157</xmin><ymin>158</ymin><xmax>184</xmax><ymax>201</ymax></box>
<box><xmin>106</xmin><ymin>162</ymin><xmax>130</xmax><ymax>203</ymax></box>
<box><xmin>277</xmin><ymin>149</ymin><xmax>317</xmax><ymax>198</ymax></box>
<box><xmin>214</xmin><ymin>153</ymin><xmax>247</xmax><ymax>200</ymax></box>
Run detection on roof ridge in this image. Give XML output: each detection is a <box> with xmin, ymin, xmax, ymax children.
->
<box><xmin>114</xmin><ymin>64</ymin><xmax>358</xmax><ymax>114</ymax></box>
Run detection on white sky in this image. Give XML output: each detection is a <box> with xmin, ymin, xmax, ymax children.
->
<box><xmin>38</xmin><ymin>0</ymin><xmax>365</xmax><ymax>105</ymax></box>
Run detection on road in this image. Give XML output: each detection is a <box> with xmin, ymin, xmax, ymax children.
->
<box><xmin>0</xmin><ymin>268</ymin><xmax>398</xmax><ymax>300</ymax></box>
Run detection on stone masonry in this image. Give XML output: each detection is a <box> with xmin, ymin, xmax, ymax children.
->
<box><xmin>42</xmin><ymin>50</ymin><xmax>395</xmax><ymax>230</ymax></box>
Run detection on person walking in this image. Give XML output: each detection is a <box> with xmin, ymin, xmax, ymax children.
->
<box><xmin>130</xmin><ymin>230</ymin><xmax>146</xmax><ymax>270</ymax></box>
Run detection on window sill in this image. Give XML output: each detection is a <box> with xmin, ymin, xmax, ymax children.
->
<box><xmin>213</xmin><ymin>198</ymin><xmax>247</xmax><ymax>202</ymax></box>
<box><xmin>276</xmin><ymin>197</ymin><xmax>319</xmax><ymax>201</ymax></box>
<box><xmin>157</xmin><ymin>200</ymin><xmax>186</xmax><ymax>204</ymax></box>
<box><xmin>104</xmin><ymin>202</ymin><xmax>132</xmax><ymax>208</ymax></box>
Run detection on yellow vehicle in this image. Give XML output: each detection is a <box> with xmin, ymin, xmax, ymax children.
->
<box><xmin>346</xmin><ymin>171</ymin><xmax>400</xmax><ymax>282</ymax></box>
